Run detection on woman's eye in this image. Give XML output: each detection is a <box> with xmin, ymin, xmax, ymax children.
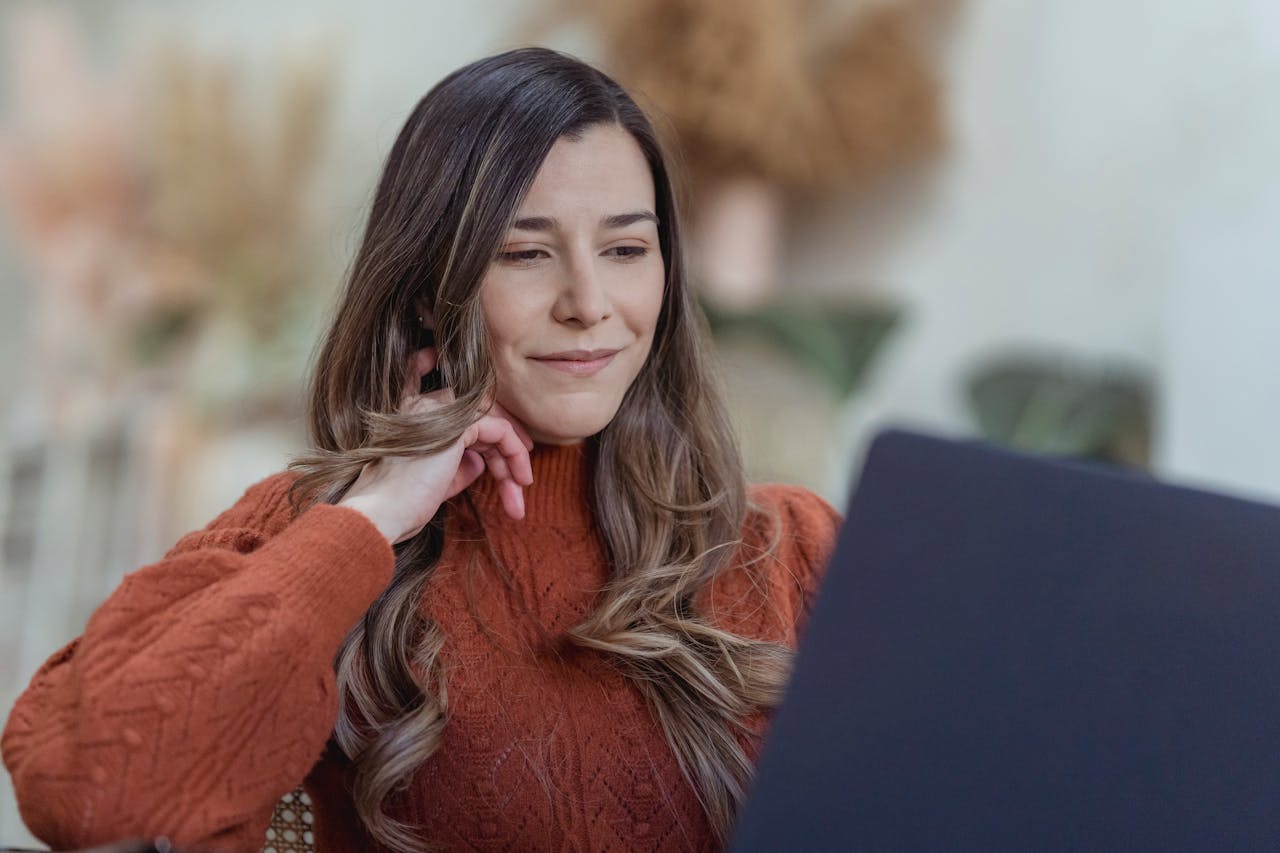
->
<box><xmin>606</xmin><ymin>245</ymin><xmax>648</xmax><ymax>260</ymax></box>
<box><xmin>497</xmin><ymin>249</ymin><xmax>546</xmax><ymax>264</ymax></box>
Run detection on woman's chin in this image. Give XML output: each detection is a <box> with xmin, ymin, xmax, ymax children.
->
<box><xmin>532</xmin><ymin>436</ymin><xmax>589</xmax><ymax>447</ymax></box>
<box><xmin>527</xmin><ymin>424</ymin><xmax>602</xmax><ymax>446</ymax></box>
<box><xmin>524</xmin><ymin>414</ymin><xmax>614</xmax><ymax>447</ymax></box>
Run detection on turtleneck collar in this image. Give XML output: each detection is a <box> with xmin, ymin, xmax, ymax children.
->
<box><xmin>463</xmin><ymin>441</ymin><xmax>595</xmax><ymax>528</ymax></box>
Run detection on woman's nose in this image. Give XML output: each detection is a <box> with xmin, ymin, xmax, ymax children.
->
<box><xmin>553</xmin><ymin>254</ymin><xmax>611</xmax><ymax>327</ymax></box>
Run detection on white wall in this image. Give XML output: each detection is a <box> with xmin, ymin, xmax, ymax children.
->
<box><xmin>788</xmin><ymin>0</ymin><xmax>1280</xmax><ymax>504</ymax></box>
<box><xmin>1154</xmin><ymin>2</ymin><xmax>1280</xmax><ymax>502</ymax></box>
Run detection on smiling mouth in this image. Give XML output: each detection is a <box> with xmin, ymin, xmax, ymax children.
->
<box><xmin>531</xmin><ymin>348</ymin><xmax>620</xmax><ymax>376</ymax></box>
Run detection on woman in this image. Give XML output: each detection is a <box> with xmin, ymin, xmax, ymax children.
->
<box><xmin>2</xmin><ymin>48</ymin><xmax>839</xmax><ymax>852</ymax></box>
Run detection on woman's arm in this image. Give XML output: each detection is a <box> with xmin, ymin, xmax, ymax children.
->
<box><xmin>2</xmin><ymin>344</ymin><xmax>535</xmax><ymax>851</ymax></box>
<box><xmin>1</xmin><ymin>473</ymin><xmax>395</xmax><ymax>852</ymax></box>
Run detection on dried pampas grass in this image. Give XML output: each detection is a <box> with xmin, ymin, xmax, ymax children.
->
<box><xmin>539</xmin><ymin>0</ymin><xmax>951</xmax><ymax>192</ymax></box>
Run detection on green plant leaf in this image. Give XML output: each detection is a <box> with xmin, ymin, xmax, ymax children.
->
<box><xmin>701</xmin><ymin>297</ymin><xmax>899</xmax><ymax>399</ymax></box>
<box><xmin>966</xmin><ymin>356</ymin><xmax>1152</xmax><ymax>468</ymax></box>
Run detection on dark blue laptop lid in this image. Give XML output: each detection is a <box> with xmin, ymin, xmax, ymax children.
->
<box><xmin>731</xmin><ymin>428</ymin><xmax>1280</xmax><ymax>852</ymax></box>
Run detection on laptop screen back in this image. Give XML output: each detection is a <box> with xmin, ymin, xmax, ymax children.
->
<box><xmin>731</xmin><ymin>429</ymin><xmax>1280</xmax><ymax>852</ymax></box>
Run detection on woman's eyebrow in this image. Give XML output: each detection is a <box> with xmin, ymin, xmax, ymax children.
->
<box><xmin>510</xmin><ymin>210</ymin><xmax>660</xmax><ymax>232</ymax></box>
<box><xmin>602</xmin><ymin>210</ymin><xmax>659</xmax><ymax>229</ymax></box>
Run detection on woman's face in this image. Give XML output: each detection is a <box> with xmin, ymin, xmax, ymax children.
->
<box><xmin>479</xmin><ymin>123</ymin><xmax>666</xmax><ymax>445</ymax></box>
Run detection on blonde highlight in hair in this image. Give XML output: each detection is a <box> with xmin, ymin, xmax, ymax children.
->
<box><xmin>288</xmin><ymin>48</ymin><xmax>791</xmax><ymax>850</ymax></box>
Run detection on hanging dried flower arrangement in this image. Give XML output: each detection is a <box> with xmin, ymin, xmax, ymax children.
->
<box><xmin>540</xmin><ymin>0</ymin><xmax>950</xmax><ymax>192</ymax></box>
<box><xmin>0</xmin><ymin>8</ymin><xmax>336</xmax><ymax>425</ymax></box>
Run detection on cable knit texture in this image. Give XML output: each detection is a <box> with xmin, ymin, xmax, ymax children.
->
<box><xmin>3</xmin><ymin>443</ymin><xmax>840</xmax><ymax>852</ymax></box>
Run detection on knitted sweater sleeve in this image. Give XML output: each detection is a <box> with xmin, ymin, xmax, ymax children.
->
<box><xmin>1</xmin><ymin>472</ymin><xmax>395</xmax><ymax>852</ymax></box>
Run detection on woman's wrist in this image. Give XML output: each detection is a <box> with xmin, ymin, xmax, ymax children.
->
<box><xmin>336</xmin><ymin>495</ymin><xmax>402</xmax><ymax>544</ymax></box>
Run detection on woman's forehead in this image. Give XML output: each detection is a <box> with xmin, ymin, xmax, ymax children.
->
<box><xmin>513</xmin><ymin>125</ymin><xmax>656</xmax><ymax>227</ymax></box>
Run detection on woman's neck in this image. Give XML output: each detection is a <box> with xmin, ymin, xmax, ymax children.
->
<box><xmin>463</xmin><ymin>441</ymin><xmax>594</xmax><ymax>528</ymax></box>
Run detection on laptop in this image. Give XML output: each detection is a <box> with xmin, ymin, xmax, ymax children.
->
<box><xmin>730</xmin><ymin>428</ymin><xmax>1280</xmax><ymax>852</ymax></box>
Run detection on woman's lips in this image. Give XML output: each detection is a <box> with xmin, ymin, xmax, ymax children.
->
<box><xmin>531</xmin><ymin>349</ymin><xmax>619</xmax><ymax>376</ymax></box>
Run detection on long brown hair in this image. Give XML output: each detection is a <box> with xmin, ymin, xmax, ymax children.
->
<box><xmin>289</xmin><ymin>47</ymin><xmax>790</xmax><ymax>851</ymax></box>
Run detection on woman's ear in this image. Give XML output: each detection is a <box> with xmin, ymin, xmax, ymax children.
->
<box><xmin>413</xmin><ymin>298</ymin><xmax>436</xmax><ymax>331</ymax></box>
<box><xmin>412</xmin><ymin>298</ymin><xmax>437</xmax><ymax>351</ymax></box>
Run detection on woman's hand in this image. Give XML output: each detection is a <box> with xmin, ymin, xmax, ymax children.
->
<box><xmin>337</xmin><ymin>347</ymin><xmax>534</xmax><ymax>545</ymax></box>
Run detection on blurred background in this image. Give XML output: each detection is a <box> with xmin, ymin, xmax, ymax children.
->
<box><xmin>3</xmin><ymin>0</ymin><xmax>1279</xmax><ymax>843</ymax></box>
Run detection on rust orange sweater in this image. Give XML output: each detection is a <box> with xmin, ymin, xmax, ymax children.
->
<box><xmin>3</xmin><ymin>443</ymin><xmax>839</xmax><ymax>852</ymax></box>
